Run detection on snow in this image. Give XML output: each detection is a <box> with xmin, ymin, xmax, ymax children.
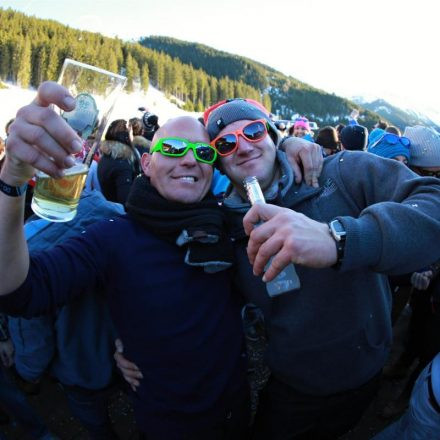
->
<box><xmin>0</xmin><ymin>82</ymin><xmax>198</xmax><ymax>140</ymax></box>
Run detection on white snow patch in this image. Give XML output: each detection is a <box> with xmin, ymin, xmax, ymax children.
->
<box><xmin>0</xmin><ymin>82</ymin><xmax>199</xmax><ymax>139</ymax></box>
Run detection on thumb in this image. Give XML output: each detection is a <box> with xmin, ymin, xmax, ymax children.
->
<box><xmin>243</xmin><ymin>203</ymin><xmax>280</xmax><ymax>235</ymax></box>
<box><xmin>34</xmin><ymin>81</ymin><xmax>76</xmax><ymax>112</ymax></box>
<box><xmin>115</xmin><ymin>338</ymin><xmax>124</xmax><ymax>353</ymax></box>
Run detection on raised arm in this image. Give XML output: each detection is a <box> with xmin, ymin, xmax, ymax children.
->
<box><xmin>0</xmin><ymin>82</ymin><xmax>82</xmax><ymax>296</ymax></box>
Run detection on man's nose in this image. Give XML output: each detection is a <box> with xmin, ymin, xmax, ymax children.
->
<box><xmin>180</xmin><ymin>149</ymin><xmax>197</xmax><ymax>165</ymax></box>
<box><xmin>236</xmin><ymin>134</ymin><xmax>254</xmax><ymax>153</ymax></box>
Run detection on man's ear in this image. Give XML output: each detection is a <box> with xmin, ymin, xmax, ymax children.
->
<box><xmin>141</xmin><ymin>153</ymin><xmax>152</xmax><ymax>176</ymax></box>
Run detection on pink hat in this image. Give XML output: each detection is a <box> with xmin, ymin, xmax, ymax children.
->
<box><xmin>294</xmin><ymin>117</ymin><xmax>310</xmax><ymax>131</ymax></box>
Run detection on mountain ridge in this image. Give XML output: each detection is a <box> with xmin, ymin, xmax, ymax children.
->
<box><xmin>141</xmin><ymin>36</ymin><xmax>438</xmax><ymax>131</ymax></box>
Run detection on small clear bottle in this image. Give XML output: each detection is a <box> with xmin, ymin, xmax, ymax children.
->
<box><xmin>243</xmin><ymin>176</ymin><xmax>301</xmax><ymax>297</ymax></box>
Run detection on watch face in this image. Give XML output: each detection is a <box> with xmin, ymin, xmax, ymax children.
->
<box><xmin>331</xmin><ymin>220</ymin><xmax>346</xmax><ymax>236</ymax></box>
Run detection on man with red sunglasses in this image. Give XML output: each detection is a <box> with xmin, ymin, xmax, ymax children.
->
<box><xmin>203</xmin><ymin>99</ymin><xmax>440</xmax><ymax>440</ymax></box>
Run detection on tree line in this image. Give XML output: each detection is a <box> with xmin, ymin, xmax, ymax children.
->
<box><xmin>142</xmin><ymin>36</ymin><xmax>383</xmax><ymax>128</ymax></box>
<box><xmin>0</xmin><ymin>8</ymin><xmax>271</xmax><ymax>112</ymax></box>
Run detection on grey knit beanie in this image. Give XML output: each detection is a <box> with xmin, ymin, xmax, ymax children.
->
<box><xmin>205</xmin><ymin>99</ymin><xmax>280</xmax><ymax>146</ymax></box>
<box><xmin>404</xmin><ymin>126</ymin><xmax>440</xmax><ymax>167</ymax></box>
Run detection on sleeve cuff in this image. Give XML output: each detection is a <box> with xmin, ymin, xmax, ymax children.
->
<box><xmin>337</xmin><ymin>214</ymin><xmax>383</xmax><ymax>271</ymax></box>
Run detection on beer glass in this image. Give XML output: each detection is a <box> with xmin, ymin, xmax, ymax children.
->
<box><xmin>31</xmin><ymin>59</ymin><xmax>126</xmax><ymax>222</ymax></box>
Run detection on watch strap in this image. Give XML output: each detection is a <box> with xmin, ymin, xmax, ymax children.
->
<box><xmin>0</xmin><ymin>178</ymin><xmax>28</xmax><ymax>197</ymax></box>
<box><xmin>328</xmin><ymin>220</ymin><xmax>346</xmax><ymax>269</ymax></box>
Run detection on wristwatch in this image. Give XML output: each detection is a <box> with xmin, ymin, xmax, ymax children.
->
<box><xmin>328</xmin><ymin>219</ymin><xmax>346</xmax><ymax>269</ymax></box>
<box><xmin>0</xmin><ymin>178</ymin><xmax>28</xmax><ymax>197</ymax></box>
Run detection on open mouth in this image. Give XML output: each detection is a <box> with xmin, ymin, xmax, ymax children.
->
<box><xmin>175</xmin><ymin>176</ymin><xmax>198</xmax><ymax>182</ymax></box>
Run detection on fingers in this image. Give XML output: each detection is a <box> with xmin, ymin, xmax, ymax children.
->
<box><xmin>34</xmin><ymin>81</ymin><xmax>76</xmax><ymax>112</ymax></box>
<box><xmin>244</xmin><ymin>205</ymin><xmax>294</xmax><ymax>278</ymax></box>
<box><xmin>283</xmin><ymin>138</ymin><xmax>323</xmax><ymax>187</ymax></box>
<box><xmin>10</xmin><ymin>120</ymin><xmax>77</xmax><ymax>173</ymax></box>
<box><xmin>245</xmin><ymin>204</ymin><xmax>337</xmax><ymax>279</ymax></box>
<box><xmin>303</xmin><ymin>143</ymin><xmax>323</xmax><ymax>188</ymax></box>
<box><xmin>4</xmin><ymin>81</ymin><xmax>83</xmax><ymax>180</ymax></box>
<box><xmin>243</xmin><ymin>203</ymin><xmax>283</xmax><ymax>236</ymax></box>
<box><xmin>16</xmin><ymin>103</ymin><xmax>83</xmax><ymax>155</ymax></box>
<box><xmin>114</xmin><ymin>349</ymin><xmax>143</xmax><ymax>391</ymax></box>
<box><xmin>291</xmin><ymin>160</ymin><xmax>303</xmax><ymax>185</ymax></box>
<box><xmin>114</xmin><ymin>338</ymin><xmax>124</xmax><ymax>353</ymax></box>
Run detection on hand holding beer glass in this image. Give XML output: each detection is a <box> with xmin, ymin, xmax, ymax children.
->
<box><xmin>31</xmin><ymin>59</ymin><xmax>126</xmax><ymax>222</ymax></box>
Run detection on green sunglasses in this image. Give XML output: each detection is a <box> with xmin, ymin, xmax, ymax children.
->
<box><xmin>151</xmin><ymin>137</ymin><xmax>217</xmax><ymax>165</ymax></box>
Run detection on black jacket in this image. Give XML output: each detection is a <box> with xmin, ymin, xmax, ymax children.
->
<box><xmin>97</xmin><ymin>140</ymin><xmax>139</xmax><ymax>205</ymax></box>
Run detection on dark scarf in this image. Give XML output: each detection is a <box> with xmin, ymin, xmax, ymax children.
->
<box><xmin>125</xmin><ymin>175</ymin><xmax>234</xmax><ymax>272</ymax></box>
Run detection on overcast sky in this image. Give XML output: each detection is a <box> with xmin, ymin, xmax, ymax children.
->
<box><xmin>1</xmin><ymin>0</ymin><xmax>438</xmax><ymax>118</ymax></box>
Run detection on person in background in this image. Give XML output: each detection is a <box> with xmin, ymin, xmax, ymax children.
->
<box><xmin>386</xmin><ymin>126</ymin><xmax>401</xmax><ymax>136</ymax></box>
<box><xmin>274</xmin><ymin>121</ymin><xmax>287</xmax><ymax>138</ymax></box>
<box><xmin>380</xmin><ymin>126</ymin><xmax>440</xmax><ymax>419</ymax></box>
<box><xmin>340</xmin><ymin>124</ymin><xmax>368</xmax><ymax>151</ymax></box>
<box><xmin>375</xmin><ymin>120</ymin><xmax>389</xmax><ymax>130</ymax></box>
<box><xmin>8</xmin><ymin>189</ymin><xmax>124</xmax><ymax>439</ymax></box>
<box><xmin>348</xmin><ymin>109</ymin><xmax>359</xmax><ymax>125</ymax></box>
<box><xmin>129</xmin><ymin>117</ymin><xmax>151</xmax><ymax>156</ymax></box>
<box><xmin>0</xmin><ymin>314</ymin><xmax>59</xmax><ymax>440</ymax></box>
<box><xmin>315</xmin><ymin>126</ymin><xmax>339</xmax><ymax>156</ymax></box>
<box><xmin>372</xmin><ymin>351</ymin><xmax>440</xmax><ymax>440</ymax></box>
<box><xmin>367</xmin><ymin>129</ymin><xmax>410</xmax><ymax>164</ymax></box>
<box><xmin>141</xmin><ymin>111</ymin><xmax>160</xmax><ymax>141</ymax></box>
<box><xmin>405</xmin><ymin>125</ymin><xmax>440</xmax><ymax>178</ymax></box>
<box><xmin>97</xmin><ymin>119</ymin><xmax>140</xmax><ymax>205</ymax></box>
<box><xmin>289</xmin><ymin>117</ymin><xmax>314</xmax><ymax>142</ymax></box>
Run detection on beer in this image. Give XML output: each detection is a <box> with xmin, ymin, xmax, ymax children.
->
<box><xmin>31</xmin><ymin>164</ymin><xmax>88</xmax><ymax>222</ymax></box>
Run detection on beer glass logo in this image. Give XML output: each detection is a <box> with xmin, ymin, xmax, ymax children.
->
<box><xmin>61</xmin><ymin>93</ymin><xmax>98</xmax><ymax>140</ymax></box>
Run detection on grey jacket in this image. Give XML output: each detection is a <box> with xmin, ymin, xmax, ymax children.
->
<box><xmin>224</xmin><ymin>150</ymin><xmax>440</xmax><ymax>395</ymax></box>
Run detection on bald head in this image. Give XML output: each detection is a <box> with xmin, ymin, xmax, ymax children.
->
<box><xmin>142</xmin><ymin>116</ymin><xmax>214</xmax><ymax>204</ymax></box>
<box><xmin>152</xmin><ymin>116</ymin><xmax>209</xmax><ymax>146</ymax></box>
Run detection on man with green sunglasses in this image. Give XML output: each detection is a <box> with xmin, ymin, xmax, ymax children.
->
<box><xmin>0</xmin><ymin>82</ymin><xmax>252</xmax><ymax>439</ymax></box>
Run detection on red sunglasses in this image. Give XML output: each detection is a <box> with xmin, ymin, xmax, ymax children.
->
<box><xmin>210</xmin><ymin>119</ymin><xmax>269</xmax><ymax>157</ymax></box>
<box><xmin>203</xmin><ymin>98</ymin><xmax>270</xmax><ymax>126</ymax></box>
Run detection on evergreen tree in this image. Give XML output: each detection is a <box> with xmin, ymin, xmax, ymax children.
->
<box><xmin>195</xmin><ymin>99</ymin><xmax>204</xmax><ymax>112</ymax></box>
<box><xmin>208</xmin><ymin>77</ymin><xmax>218</xmax><ymax>105</ymax></box>
<box><xmin>17</xmin><ymin>37</ymin><xmax>31</xmax><ymax>88</ymax></box>
<box><xmin>140</xmin><ymin>63</ymin><xmax>149</xmax><ymax>93</ymax></box>
<box><xmin>46</xmin><ymin>45</ymin><xmax>59</xmax><ymax>81</ymax></box>
<box><xmin>0</xmin><ymin>39</ymin><xmax>12</xmax><ymax>80</ymax></box>
<box><xmin>125</xmin><ymin>52</ymin><xmax>140</xmax><ymax>92</ymax></box>
<box><xmin>262</xmin><ymin>93</ymin><xmax>272</xmax><ymax>112</ymax></box>
<box><xmin>31</xmin><ymin>44</ymin><xmax>47</xmax><ymax>86</ymax></box>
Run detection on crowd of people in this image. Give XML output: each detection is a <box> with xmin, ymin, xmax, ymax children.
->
<box><xmin>0</xmin><ymin>81</ymin><xmax>439</xmax><ymax>440</ymax></box>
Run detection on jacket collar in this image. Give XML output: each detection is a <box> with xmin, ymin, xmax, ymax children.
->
<box><xmin>223</xmin><ymin>150</ymin><xmax>322</xmax><ymax>211</ymax></box>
